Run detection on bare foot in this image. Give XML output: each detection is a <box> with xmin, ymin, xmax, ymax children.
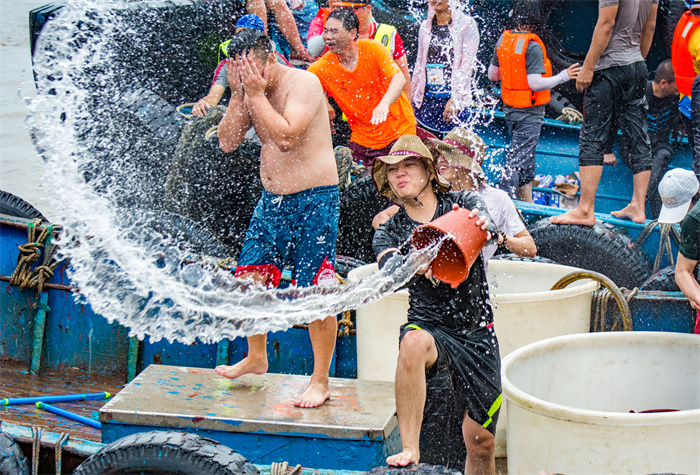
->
<box><xmin>603</xmin><ymin>153</ymin><xmax>617</xmax><ymax>166</ymax></box>
<box><xmin>611</xmin><ymin>204</ymin><xmax>646</xmax><ymax>223</ymax></box>
<box><xmin>550</xmin><ymin>207</ymin><xmax>596</xmax><ymax>226</ymax></box>
<box><xmin>294</xmin><ymin>381</ymin><xmax>330</xmax><ymax>408</ymax></box>
<box><xmin>386</xmin><ymin>448</ymin><xmax>419</xmax><ymax>467</ymax></box>
<box><xmin>215</xmin><ymin>357</ymin><xmax>268</xmax><ymax>380</ymax></box>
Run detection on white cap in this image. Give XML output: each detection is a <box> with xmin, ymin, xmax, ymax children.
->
<box><xmin>658</xmin><ymin>168</ymin><xmax>699</xmax><ymax>223</ymax></box>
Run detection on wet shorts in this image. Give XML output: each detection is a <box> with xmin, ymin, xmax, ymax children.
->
<box><xmin>399</xmin><ymin>321</ymin><xmax>502</xmax><ymax>435</ymax></box>
<box><xmin>235</xmin><ymin>185</ymin><xmax>339</xmax><ymax>288</ymax></box>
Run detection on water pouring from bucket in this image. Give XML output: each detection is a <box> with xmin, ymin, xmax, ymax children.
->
<box><xmin>411</xmin><ymin>203</ymin><xmax>488</xmax><ymax>288</ymax></box>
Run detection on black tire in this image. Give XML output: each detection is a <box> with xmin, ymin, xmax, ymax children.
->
<box><xmin>119</xmin><ymin>209</ymin><xmax>229</xmax><ymax>259</ymax></box>
<box><xmin>528</xmin><ymin>218</ymin><xmax>652</xmax><ymax>289</ymax></box>
<box><xmin>639</xmin><ymin>264</ymin><xmax>681</xmax><ymax>292</ymax></box>
<box><xmin>657</xmin><ymin>0</ymin><xmax>687</xmax><ymax>59</ymax></box>
<box><xmin>0</xmin><ymin>190</ymin><xmax>46</xmax><ymax>221</ymax></box>
<box><xmin>72</xmin><ymin>431</ymin><xmax>258</xmax><ymax>475</ymax></box>
<box><xmin>335</xmin><ymin>255</ymin><xmax>367</xmax><ymax>278</ymax></box>
<box><xmin>117</xmin><ymin>88</ymin><xmax>185</xmax><ymax>153</ymax></box>
<box><xmin>0</xmin><ymin>429</ymin><xmax>30</xmax><ymax>475</ymax></box>
<box><xmin>491</xmin><ymin>253</ymin><xmax>557</xmax><ymax>265</ymax></box>
<box><xmin>338</xmin><ymin>174</ymin><xmax>392</xmax><ymax>263</ymax></box>
<box><xmin>365</xmin><ymin>464</ymin><xmax>461</xmax><ymax>475</ymax></box>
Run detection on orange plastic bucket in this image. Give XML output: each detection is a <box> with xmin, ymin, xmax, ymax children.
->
<box><xmin>411</xmin><ymin>204</ymin><xmax>487</xmax><ymax>288</ymax></box>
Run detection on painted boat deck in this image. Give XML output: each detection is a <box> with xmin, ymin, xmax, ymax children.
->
<box><xmin>101</xmin><ymin>364</ymin><xmax>401</xmax><ymax>470</ymax></box>
<box><xmin>0</xmin><ymin>360</ymin><xmax>123</xmax><ymax>442</ymax></box>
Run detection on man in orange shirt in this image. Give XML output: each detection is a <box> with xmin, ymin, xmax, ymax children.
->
<box><xmin>307</xmin><ymin>8</ymin><xmax>416</xmax><ymax>167</ymax></box>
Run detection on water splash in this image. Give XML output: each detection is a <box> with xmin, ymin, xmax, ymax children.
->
<box><xmin>25</xmin><ymin>0</ymin><xmax>445</xmax><ymax>344</ymax></box>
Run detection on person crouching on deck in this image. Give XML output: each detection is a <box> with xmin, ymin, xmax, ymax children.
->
<box><xmin>215</xmin><ymin>29</ymin><xmax>340</xmax><ymax>408</ymax></box>
<box><xmin>371</xmin><ymin>134</ymin><xmax>502</xmax><ymax>474</ymax></box>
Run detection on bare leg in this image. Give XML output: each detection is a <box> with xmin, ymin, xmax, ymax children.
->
<box><xmin>611</xmin><ymin>170</ymin><xmax>650</xmax><ymax>223</ymax></box>
<box><xmin>266</xmin><ymin>0</ymin><xmax>312</xmax><ymax>62</ymax></box>
<box><xmin>551</xmin><ymin>165</ymin><xmax>601</xmax><ymax>226</ymax></box>
<box><xmin>463</xmin><ymin>415</ymin><xmax>496</xmax><ymax>475</ymax></box>
<box><xmin>216</xmin><ymin>270</ymin><xmax>270</xmax><ymax>379</ymax></box>
<box><xmin>295</xmin><ymin>315</ymin><xmax>337</xmax><ymax>408</ymax></box>
<box><xmin>246</xmin><ymin>0</ymin><xmax>268</xmax><ymax>31</ymax></box>
<box><xmin>517</xmin><ymin>182</ymin><xmax>533</xmax><ymax>203</ymax></box>
<box><xmin>386</xmin><ymin>330</ymin><xmax>439</xmax><ymax>467</ymax></box>
<box><xmin>216</xmin><ymin>333</ymin><xmax>269</xmax><ymax>378</ymax></box>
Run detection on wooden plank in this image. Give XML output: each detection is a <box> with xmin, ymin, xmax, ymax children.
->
<box><xmin>0</xmin><ymin>361</ymin><xmax>124</xmax><ymax>442</ymax></box>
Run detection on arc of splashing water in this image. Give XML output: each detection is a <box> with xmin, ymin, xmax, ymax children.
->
<box><xmin>26</xmin><ymin>0</ymin><xmax>448</xmax><ymax>345</ymax></box>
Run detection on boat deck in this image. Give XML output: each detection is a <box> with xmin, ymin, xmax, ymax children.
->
<box><xmin>0</xmin><ymin>360</ymin><xmax>124</xmax><ymax>442</ymax></box>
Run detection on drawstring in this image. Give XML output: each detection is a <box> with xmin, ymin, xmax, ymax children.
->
<box><xmin>271</xmin><ymin>195</ymin><xmax>283</xmax><ymax>207</ymax></box>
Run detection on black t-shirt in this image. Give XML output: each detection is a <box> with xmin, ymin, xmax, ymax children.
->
<box><xmin>646</xmin><ymin>81</ymin><xmax>680</xmax><ymax>145</ymax></box>
<box><xmin>372</xmin><ymin>191</ymin><xmax>497</xmax><ymax>334</ymax></box>
<box><xmin>680</xmin><ymin>201</ymin><xmax>700</xmax><ymax>262</ymax></box>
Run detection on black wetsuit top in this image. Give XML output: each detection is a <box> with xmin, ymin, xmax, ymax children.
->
<box><xmin>372</xmin><ymin>191</ymin><xmax>498</xmax><ymax>333</ymax></box>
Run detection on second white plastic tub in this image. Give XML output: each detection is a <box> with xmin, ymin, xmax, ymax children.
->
<box><xmin>502</xmin><ymin>332</ymin><xmax>700</xmax><ymax>474</ymax></box>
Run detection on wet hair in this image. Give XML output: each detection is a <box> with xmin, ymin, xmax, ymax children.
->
<box><xmin>511</xmin><ymin>0</ymin><xmax>540</xmax><ymax>29</ymax></box>
<box><xmin>226</xmin><ymin>29</ymin><xmax>273</xmax><ymax>62</ymax></box>
<box><xmin>654</xmin><ymin>59</ymin><xmax>675</xmax><ymax>84</ymax></box>
<box><xmin>327</xmin><ymin>8</ymin><xmax>360</xmax><ymax>40</ymax></box>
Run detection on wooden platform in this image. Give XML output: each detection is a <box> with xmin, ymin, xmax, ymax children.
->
<box><xmin>0</xmin><ymin>360</ymin><xmax>124</xmax><ymax>442</ymax></box>
<box><xmin>100</xmin><ymin>364</ymin><xmax>400</xmax><ymax>471</ymax></box>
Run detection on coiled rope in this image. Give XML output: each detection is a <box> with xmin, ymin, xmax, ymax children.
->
<box><xmin>636</xmin><ymin>219</ymin><xmax>681</xmax><ymax>273</ymax></box>
<box><xmin>556</xmin><ymin>107</ymin><xmax>583</xmax><ymax>125</ymax></box>
<box><xmin>335</xmin><ymin>146</ymin><xmax>365</xmax><ymax>191</ymax></box>
<box><xmin>55</xmin><ymin>432</ymin><xmax>69</xmax><ymax>475</ymax></box>
<box><xmin>31</xmin><ymin>425</ymin><xmax>41</xmax><ymax>475</ymax></box>
<box><xmin>9</xmin><ymin>219</ymin><xmax>61</xmax><ymax>292</ymax></box>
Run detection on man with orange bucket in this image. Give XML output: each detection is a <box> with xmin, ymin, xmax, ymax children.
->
<box><xmin>371</xmin><ymin>134</ymin><xmax>502</xmax><ymax>474</ymax></box>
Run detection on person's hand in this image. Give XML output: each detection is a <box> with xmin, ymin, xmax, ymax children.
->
<box><xmin>416</xmin><ymin>264</ymin><xmax>433</xmax><ymax>280</ymax></box>
<box><xmin>566</xmin><ymin>62</ymin><xmax>582</xmax><ymax>81</ymax></box>
<box><xmin>371</xmin><ymin>102</ymin><xmax>390</xmax><ymax>125</ymax></box>
<box><xmin>226</xmin><ymin>57</ymin><xmax>244</xmax><ymax>100</ymax></box>
<box><xmin>192</xmin><ymin>98</ymin><xmax>212</xmax><ymax>117</ymax></box>
<box><xmin>466</xmin><ymin>206</ymin><xmax>492</xmax><ymax>240</ymax></box>
<box><xmin>442</xmin><ymin>98</ymin><xmax>458</xmax><ymax>123</ymax></box>
<box><xmin>690</xmin><ymin>298</ymin><xmax>700</xmax><ymax>311</ymax></box>
<box><xmin>237</xmin><ymin>53</ymin><xmax>268</xmax><ymax>98</ymax></box>
<box><xmin>576</xmin><ymin>66</ymin><xmax>594</xmax><ymax>91</ymax></box>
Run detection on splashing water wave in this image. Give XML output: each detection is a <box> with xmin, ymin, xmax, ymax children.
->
<box><xmin>25</xmin><ymin>0</ymin><xmax>446</xmax><ymax>344</ymax></box>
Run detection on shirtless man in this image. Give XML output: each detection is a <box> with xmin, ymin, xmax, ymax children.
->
<box><xmin>215</xmin><ymin>29</ymin><xmax>340</xmax><ymax>408</ymax></box>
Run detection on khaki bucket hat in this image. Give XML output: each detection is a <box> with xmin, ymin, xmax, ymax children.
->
<box><xmin>430</xmin><ymin>126</ymin><xmax>487</xmax><ymax>167</ymax></box>
<box><xmin>373</xmin><ymin>135</ymin><xmax>450</xmax><ymax>200</ymax></box>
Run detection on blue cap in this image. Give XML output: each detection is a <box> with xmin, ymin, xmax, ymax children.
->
<box><xmin>235</xmin><ymin>14</ymin><xmax>265</xmax><ymax>32</ymax></box>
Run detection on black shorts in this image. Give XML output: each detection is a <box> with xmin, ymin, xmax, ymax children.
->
<box><xmin>579</xmin><ymin>61</ymin><xmax>652</xmax><ymax>175</ymax></box>
<box><xmin>400</xmin><ymin>321</ymin><xmax>502</xmax><ymax>435</ymax></box>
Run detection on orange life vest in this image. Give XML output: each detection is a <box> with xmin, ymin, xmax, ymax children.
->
<box><xmin>672</xmin><ymin>11</ymin><xmax>700</xmax><ymax>96</ymax></box>
<box><xmin>496</xmin><ymin>31</ymin><xmax>552</xmax><ymax>108</ymax></box>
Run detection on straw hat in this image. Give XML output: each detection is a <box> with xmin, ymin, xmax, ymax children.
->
<box><xmin>373</xmin><ymin>135</ymin><xmax>450</xmax><ymax>200</ymax></box>
<box><xmin>427</xmin><ymin>127</ymin><xmax>487</xmax><ymax>183</ymax></box>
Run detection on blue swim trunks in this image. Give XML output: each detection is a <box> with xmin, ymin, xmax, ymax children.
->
<box><xmin>235</xmin><ymin>185</ymin><xmax>339</xmax><ymax>288</ymax></box>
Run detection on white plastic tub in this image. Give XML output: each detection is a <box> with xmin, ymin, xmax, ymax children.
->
<box><xmin>347</xmin><ymin>259</ymin><xmax>599</xmax><ymax>457</ymax></box>
<box><xmin>502</xmin><ymin>332</ymin><xmax>700</xmax><ymax>475</ymax></box>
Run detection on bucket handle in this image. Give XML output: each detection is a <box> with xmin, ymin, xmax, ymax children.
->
<box><xmin>550</xmin><ymin>271</ymin><xmax>632</xmax><ymax>332</ymax></box>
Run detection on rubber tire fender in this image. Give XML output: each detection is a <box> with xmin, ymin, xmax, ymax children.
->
<box><xmin>337</xmin><ymin>173</ymin><xmax>392</xmax><ymax>263</ymax></box>
<box><xmin>528</xmin><ymin>217</ymin><xmax>652</xmax><ymax>288</ymax></box>
<box><xmin>365</xmin><ymin>463</ymin><xmax>462</xmax><ymax>475</ymax></box>
<box><xmin>639</xmin><ymin>264</ymin><xmax>683</xmax><ymax>292</ymax></box>
<box><xmin>0</xmin><ymin>429</ymin><xmax>30</xmax><ymax>475</ymax></box>
<box><xmin>72</xmin><ymin>430</ymin><xmax>259</xmax><ymax>475</ymax></box>
<box><xmin>657</xmin><ymin>0</ymin><xmax>687</xmax><ymax>59</ymax></box>
<box><xmin>0</xmin><ymin>190</ymin><xmax>46</xmax><ymax>221</ymax></box>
